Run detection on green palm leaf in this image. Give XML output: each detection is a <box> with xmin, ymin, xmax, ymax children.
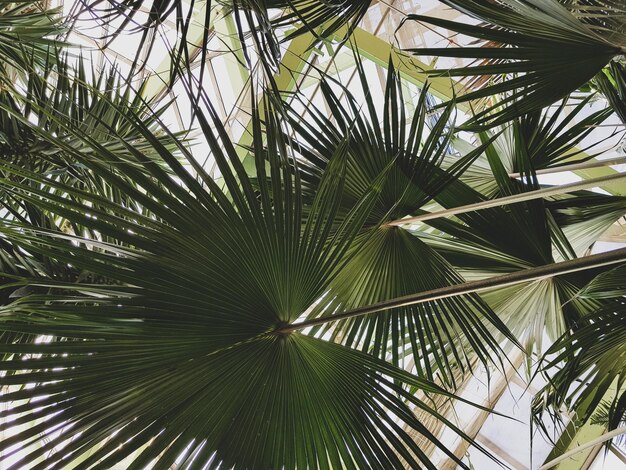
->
<box><xmin>448</xmin><ymin>95</ymin><xmax>612</xmax><ymax>196</ymax></box>
<box><xmin>546</xmin><ymin>191</ymin><xmax>626</xmax><ymax>257</ymax></box>
<box><xmin>403</xmin><ymin>0</ymin><xmax>626</xmax><ymax>128</ymax></box>
<box><xmin>0</xmin><ymin>54</ymin><xmax>181</xmax><ymax>260</ymax></box>
<box><xmin>0</xmin><ymin>0</ymin><xmax>65</xmax><ymax>82</ymax></box>
<box><xmin>595</xmin><ymin>61</ymin><xmax>626</xmax><ymax>124</ymax></box>
<box><xmin>279</xmin><ymin>56</ymin><xmax>514</xmax><ymax>385</ymax></box>
<box><xmin>0</xmin><ymin>83</ymin><xmax>494</xmax><ymax>468</ymax></box>
<box><xmin>235</xmin><ymin>0</ymin><xmax>371</xmax><ymax>42</ymax></box>
<box><xmin>423</xmin><ymin>188</ymin><xmax>564</xmax><ymax>353</ymax></box>
<box><xmin>579</xmin><ymin>263</ymin><xmax>626</xmax><ymax>298</ymax></box>
<box><xmin>1</xmin><ymin>54</ymin><xmax>180</xmax><ymax>172</ymax></box>
<box><xmin>0</xmin><ymin>55</ymin><xmax>183</xmax><ymax>359</ymax></box>
<box><xmin>420</xmin><ymin>138</ymin><xmax>625</xmax><ymax>352</ymax></box>
<box><xmin>72</xmin><ymin>0</ymin><xmax>370</xmax><ymax>79</ymax></box>
<box><xmin>486</xmin><ymin>96</ymin><xmax>612</xmax><ymax>172</ymax></box>
<box><xmin>533</xmin><ymin>264</ymin><xmax>626</xmax><ymax>434</ymax></box>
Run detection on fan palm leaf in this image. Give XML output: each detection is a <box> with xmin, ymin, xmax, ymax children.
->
<box><xmin>278</xmin><ymin>56</ymin><xmax>515</xmax><ymax>385</ymax></box>
<box><xmin>0</xmin><ymin>49</ymin><xmax>182</xmax><ymax>233</ymax></box>
<box><xmin>419</xmin><ymin>136</ymin><xmax>626</xmax><ymax>352</ymax></box>
<box><xmin>546</xmin><ymin>191</ymin><xmax>626</xmax><ymax>257</ymax></box>
<box><xmin>232</xmin><ymin>0</ymin><xmax>371</xmax><ymax>42</ymax></box>
<box><xmin>0</xmin><ymin>80</ymin><xmax>496</xmax><ymax>468</ymax></box>
<box><xmin>0</xmin><ymin>50</ymin><xmax>183</xmax><ymax>232</ymax></box>
<box><xmin>447</xmin><ymin>95</ymin><xmax>613</xmax><ymax>196</ymax></box>
<box><xmin>403</xmin><ymin>0</ymin><xmax>626</xmax><ymax>128</ymax></box>
<box><xmin>1</xmin><ymin>54</ymin><xmax>180</xmax><ymax>170</ymax></box>
<box><xmin>0</xmin><ymin>54</ymin><xmax>183</xmax><ymax>363</ymax></box>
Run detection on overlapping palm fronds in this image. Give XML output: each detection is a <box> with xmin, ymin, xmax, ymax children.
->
<box><xmin>0</xmin><ymin>65</ymin><xmax>504</xmax><ymax>467</ymax></box>
<box><xmin>70</xmin><ymin>0</ymin><xmax>370</xmax><ymax>81</ymax></box>
<box><xmin>450</xmin><ymin>95</ymin><xmax>614</xmax><ymax>196</ymax></box>
<box><xmin>595</xmin><ymin>61</ymin><xmax>626</xmax><ymax>124</ymax></box>
<box><xmin>231</xmin><ymin>0</ymin><xmax>371</xmax><ymax>42</ymax></box>
<box><xmin>0</xmin><ymin>53</ymin><xmax>185</xmax><ymax>370</ymax></box>
<box><xmin>533</xmin><ymin>264</ymin><xmax>626</xmax><ymax>438</ymax></box>
<box><xmin>0</xmin><ymin>0</ymin><xmax>65</xmax><ymax>81</ymax></box>
<box><xmin>1</xmin><ymin>0</ymin><xmax>626</xmax><ymax>466</ymax></box>
<box><xmin>0</xmin><ymin>51</ymin><xmax>183</xmax><ymax>251</ymax></box>
<box><xmin>275</xmin><ymin>56</ymin><xmax>517</xmax><ymax>386</ymax></box>
<box><xmin>1</xmin><ymin>53</ymin><xmax>180</xmax><ymax>168</ymax></box>
<box><xmin>418</xmin><ymin>128</ymin><xmax>626</xmax><ymax>353</ymax></box>
<box><xmin>403</xmin><ymin>0</ymin><xmax>626</xmax><ymax>128</ymax></box>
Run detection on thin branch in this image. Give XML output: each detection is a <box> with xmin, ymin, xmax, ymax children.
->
<box><xmin>538</xmin><ymin>427</ymin><xmax>626</xmax><ymax>470</ymax></box>
<box><xmin>279</xmin><ymin>247</ymin><xmax>626</xmax><ymax>333</ymax></box>
<box><xmin>387</xmin><ymin>172</ymin><xmax>626</xmax><ymax>226</ymax></box>
<box><xmin>507</xmin><ymin>156</ymin><xmax>626</xmax><ymax>178</ymax></box>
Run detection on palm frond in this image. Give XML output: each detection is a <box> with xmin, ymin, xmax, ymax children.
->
<box><xmin>1</xmin><ymin>53</ymin><xmax>181</xmax><ymax>167</ymax></box>
<box><xmin>0</xmin><ymin>54</ymin><xmax>184</xmax><ymax>363</ymax></box>
<box><xmin>403</xmin><ymin>0</ymin><xmax>626</xmax><ymax>128</ymax></box>
<box><xmin>0</xmin><ymin>80</ymin><xmax>494</xmax><ymax>468</ymax></box>
<box><xmin>591</xmin><ymin>400</ymin><xmax>626</xmax><ymax>442</ymax></box>
<box><xmin>419</xmin><ymin>140</ymin><xmax>625</xmax><ymax>352</ymax></box>
<box><xmin>70</xmin><ymin>0</ymin><xmax>370</xmax><ymax>82</ymax></box>
<box><xmin>279</xmin><ymin>55</ymin><xmax>514</xmax><ymax>386</ymax></box>
<box><xmin>578</xmin><ymin>262</ymin><xmax>626</xmax><ymax>298</ymax></box>
<box><xmin>595</xmin><ymin>61</ymin><xmax>626</xmax><ymax>124</ymax></box>
<box><xmin>496</xmin><ymin>96</ymin><xmax>613</xmax><ymax>171</ymax></box>
<box><xmin>0</xmin><ymin>52</ymin><xmax>184</xmax><ymax>248</ymax></box>
<box><xmin>546</xmin><ymin>191</ymin><xmax>626</xmax><ymax>257</ymax></box>
<box><xmin>448</xmin><ymin>95</ymin><xmax>613</xmax><ymax>196</ymax></box>
<box><xmin>0</xmin><ymin>0</ymin><xmax>65</xmax><ymax>81</ymax></box>
<box><xmin>533</xmin><ymin>266</ymin><xmax>626</xmax><ymax>435</ymax></box>
<box><xmin>235</xmin><ymin>0</ymin><xmax>371</xmax><ymax>42</ymax></box>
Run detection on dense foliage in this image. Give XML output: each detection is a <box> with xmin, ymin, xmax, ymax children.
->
<box><xmin>0</xmin><ymin>0</ymin><xmax>625</xmax><ymax>468</ymax></box>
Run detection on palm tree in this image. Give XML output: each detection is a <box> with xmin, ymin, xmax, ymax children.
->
<box><xmin>1</xmin><ymin>0</ymin><xmax>625</xmax><ymax>468</ymax></box>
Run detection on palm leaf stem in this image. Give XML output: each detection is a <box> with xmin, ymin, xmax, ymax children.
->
<box><xmin>507</xmin><ymin>156</ymin><xmax>626</xmax><ymax>178</ymax></box>
<box><xmin>387</xmin><ymin>172</ymin><xmax>626</xmax><ymax>226</ymax></box>
<box><xmin>538</xmin><ymin>427</ymin><xmax>626</xmax><ymax>470</ymax></box>
<box><xmin>280</xmin><ymin>247</ymin><xmax>626</xmax><ymax>333</ymax></box>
